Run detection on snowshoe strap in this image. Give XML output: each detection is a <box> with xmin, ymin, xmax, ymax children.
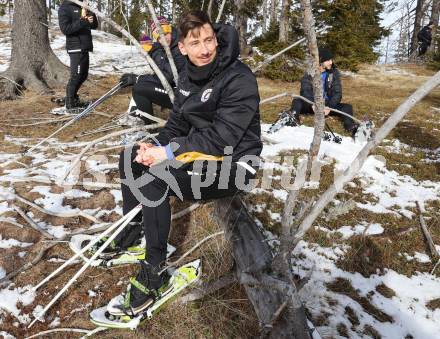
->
<box><xmin>129</xmin><ymin>277</ymin><xmax>160</xmax><ymax>298</ymax></box>
<box><xmin>121</xmin><ymin>278</ymin><xmax>160</xmax><ymax>316</ymax></box>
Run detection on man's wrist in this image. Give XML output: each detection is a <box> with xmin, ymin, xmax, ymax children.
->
<box><xmin>165</xmin><ymin>144</ymin><xmax>175</xmax><ymax>160</ymax></box>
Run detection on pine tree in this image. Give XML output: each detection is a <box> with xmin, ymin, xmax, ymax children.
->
<box><xmin>109</xmin><ymin>0</ymin><xmax>128</xmax><ymax>38</ymax></box>
<box><xmin>128</xmin><ymin>0</ymin><xmax>146</xmax><ymax>40</ymax></box>
<box><xmin>314</xmin><ymin>0</ymin><xmax>389</xmax><ymax>71</ymax></box>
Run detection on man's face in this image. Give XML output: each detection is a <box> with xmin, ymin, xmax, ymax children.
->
<box><xmin>178</xmin><ymin>23</ymin><xmax>218</xmax><ymax>66</ymax></box>
<box><xmin>322</xmin><ymin>59</ymin><xmax>333</xmax><ymax>70</ymax></box>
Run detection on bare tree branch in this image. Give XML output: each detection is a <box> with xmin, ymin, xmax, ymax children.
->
<box><xmin>59</xmin><ymin>124</ymin><xmax>163</xmax><ymax>183</ymax></box>
<box><xmin>163</xmin><ymin>231</ymin><xmax>224</xmax><ymax>272</ymax></box>
<box><xmin>13</xmin><ymin>193</ymin><xmax>100</xmax><ymax>223</ymax></box>
<box><xmin>216</xmin><ymin>0</ymin><xmax>228</xmax><ymax>23</ymax></box>
<box><xmin>252</xmin><ymin>28</ymin><xmax>326</xmax><ymax>73</ymax></box>
<box><xmin>299</xmin><ymin>0</ymin><xmax>325</xmax><ymax>179</ymax></box>
<box><xmin>177</xmin><ymin>273</ymin><xmax>236</xmax><ymax>303</ymax></box>
<box><xmin>25</xmin><ymin>327</ymin><xmax>99</xmax><ymax>339</ymax></box>
<box><xmin>12</xmin><ymin>205</ymin><xmax>54</xmax><ymax>239</ymax></box>
<box><xmin>0</xmin><ymin>243</ymin><xmax>56</xmax><ymax>287</ymax></box>
<box><xmin>417</xmin><ymin>201</ymin><xmax>439</xmax><ymax>258</ymax></box>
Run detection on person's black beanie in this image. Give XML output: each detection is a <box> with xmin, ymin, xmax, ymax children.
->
<box><xmin>319</xmin><ymin>48</ymin><xmax>333</xmax><ymax>63</ymax></box>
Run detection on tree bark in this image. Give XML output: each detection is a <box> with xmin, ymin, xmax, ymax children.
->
<box><xmin>207</xmin><ymin>0</ymin><xmax>214</xmax><ymax>20</ymax></box>
<box><xmin>48</xmin><ymin>0</ymin><xmax>52</xmax><ymax>27</ymax></box>
<box><xmin>213</xmin><ymin>196</ymin><xmax>311</xmax><ymax>339</ymax></box>
<box><xmin>262</xmin><ymin>0</ymin><xmax>268</xmax><ymax>34</ymax></box>
<box><xmin>216</xmin><ymin>0</ymin><xmax>228</xmax><ymax>23</ymax></box>
<box><xmin>430</xmin><ymin>0</ymin><xmax>440</xmax><ymax>52</ymax></box>
<box><xmin>0</xmin><ymin>0</ymin><xmax>68</xmax><ymax>100</ymax></box>
<box><xmin>96</xmin><ymin>0</ymin><xmax>103</xmax><ymax>30</ymax></box>
<box><xmin>411</xmin><ymin>0</ymin><xmax>424</xmax><ymax>54</ymax></box>
<box><xmin>234</xmin><ymin>0</ymin><xmax>249</xmax><ymax>54</ymax></box>
<box><xmin>279</xmin><ymin>0</ymin><xmax>290</xmax><ymax>42</ymax></box>
<box><xmin>270</xmin><ymin>0</ymin><xmax>278</xmax><ymax>27</ymax></box>
<box><xmin>299</xmin><ymin>0</ymin><xmax>325</xmax><ymax>178</ymax></box>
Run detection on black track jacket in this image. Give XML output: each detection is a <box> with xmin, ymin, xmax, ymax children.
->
<box><xmin>58</xmin><ymin>1</ymin><xmax>98</xmax><ymax>53</ymax></box>
<box><xmin>156</xmin><ymin>24</ymin><xmax>262</xmax><ymax>164</ymax></box>
<box><xmin>300</xmin><ymin>65</ymin><xmax>342</xmax><ymax>109</ymax></box>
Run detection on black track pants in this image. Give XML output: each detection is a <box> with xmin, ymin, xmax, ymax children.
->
<box><xmin>132</xmin><ymin>75</ymin><xmax>173</xmax><ymax>116</ymax></box>
<box><xmin>118</xmin><ymin>145</ymin><xmax>256</xmax><ymax>268</ymax></box>
<box><xmin>291</xmin><ymin>98</ymin><xmax>355</xmax><ymax>131</ymax></box>
<box><xmin>66</xmin><ymin>51</ymin><xmax>89</xmax><ymax>99</ymax></box>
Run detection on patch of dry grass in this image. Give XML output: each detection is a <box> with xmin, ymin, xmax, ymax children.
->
<box><xmin>327</xmin><ymin>277</ymin><xmax>393</xmax><ymax>323</ymax></box>
<box><xmin>376</xmin><ymin>283</ymin><xmax>396</xmax><ymax>299</ymax></box>
<box><xmin>426</xmin><ymin>298</ymin><xmax>440</xmax><ymax>311</ymax></box>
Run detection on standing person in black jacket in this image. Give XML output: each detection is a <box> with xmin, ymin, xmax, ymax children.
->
<box><xmin>110</xmin><ymin>10</ymin><xmax>262</xmax><ymax>315</ymax></box>
<box><xmin>58</xmin><ymin>0</ymin><xmax>98</xmax><ymax>112</ymax></box>
<box><xmin>418</xmin><ymin>22</ymin><xmax>434</xmax><ymax>56</ymax></box>
<box><xmin>289</xmin><ymin>48</ymin><xmax>358</xmax><ymax>135</ymax></box>
<box><xmin>119</xmin><ymin>17</ymin><xmax>186</xmax><ymax>124</ymax></box>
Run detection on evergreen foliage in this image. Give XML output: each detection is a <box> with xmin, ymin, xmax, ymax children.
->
<box><xmin>251</xmin><ymin>24</ymin><xmax>304</xmax><ymax>82</ymax></box>
<box><xmin>128</xmin><ymin>0</ymin><xmax>146</xmax><ymax>40</ymax></box>
<box><xmin>314</xmin><ymin>0</ymin><xmax>390</xmax><ymax>71</ymax></box>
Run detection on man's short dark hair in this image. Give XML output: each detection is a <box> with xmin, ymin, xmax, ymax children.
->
<box><xmin>178</xmin><ymin>10</ymin><xmax>214</xmax><ymax>41</ymax></box>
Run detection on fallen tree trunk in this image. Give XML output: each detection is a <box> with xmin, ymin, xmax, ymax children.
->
<box><xmin>213</xmin><ymin>196</ymin><xmax>311</xmax><ymax>339</ymax></box>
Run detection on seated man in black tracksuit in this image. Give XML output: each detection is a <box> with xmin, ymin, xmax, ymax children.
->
<box><xmin>58</xmin><ymin>0</ymin><xmax>98</xmax><ymax>112</ymax></box>
<box><xmin>418</xmin><ymin>22</ymin><xmax>434</xmax><ymax>56</ymax></box>
<box><xmin>119</xmin><ymin>17</ymin><xmax>186</xmax><ymax>124</ymax></box>
<box><xmin>290</xmin><ymin>48</ymin><xmax>357</xmax><ymax>134</ymax></box>
<box><xmin>112</xmin><ymin>11</ymin><xmax>262</xmax><ymax>315</ymax></box>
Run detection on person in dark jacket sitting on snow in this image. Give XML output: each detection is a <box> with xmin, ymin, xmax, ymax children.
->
<box><xmin>118</xmin><ymin>17</ymin><xmax>186</xmax><ymax>124</ymax></box>
<box><xmin>289</xmin><ymin>48</ymin><xmax>358</xmax><ymax>135</ymax></box>
<box><xmin>58</xmin><ymin>0</ymin><xmax>98</xmax><ymax>112</ymax></box>
<box><xmin>96</xmin><ymin>10</ymin><xmax>262</xmax><ymax>315</ymax></box>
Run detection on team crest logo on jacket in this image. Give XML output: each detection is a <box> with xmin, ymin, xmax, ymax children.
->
<box><xmin>179</xmin><ymin>88</ymin><xmax>190</xmax><ymax>97</ymax></box>
<box><xmin>201</xmin><ymin>89</ymin><xmax>213</xmax><ymax>102</ymax></box>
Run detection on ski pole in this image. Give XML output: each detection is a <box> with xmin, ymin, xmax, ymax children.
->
<box><xmin>29</xmin><ymin>205</ymin><xmax>141</xmax><ymax>328</ymax></box>
<box><xmin>325</xmin><ymin>122</ymin><xmax>337</xmax><ymax>139</ymax></box>
<box><xmin>325</xmin><ymin>122</ymin><xmax>342</xmax><ymax>143</ymax></box>
<box><xmin>76</xmin><ymin>124</ymin><xmax>120</xmax><ymax>138</ymax></box>
<box><xmin>26</xmin><ymin>82</ymin><xmax>123</xmax><ymax>154</ymax></box>
<box><xmin>33</xmin><ymin>205</ymin><xmax>141</xmax><ymax>291</ymax></box>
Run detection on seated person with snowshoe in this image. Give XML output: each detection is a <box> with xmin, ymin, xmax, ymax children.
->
<box><xmin>119</xmin><ymin>17</ymin><xmax>186</xmax><ymax>125</ymax></box>
<box><xmin>289</xmin><ymin>48</ymin><xmax>358</xmax><ymax>136</ymax></box>
<box><xmin>94</xmin><ymin>10</ymin><xmax>262</xmax><ymax>318</ymax></box>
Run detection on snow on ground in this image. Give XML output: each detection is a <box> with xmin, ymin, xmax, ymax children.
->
<box><xmin>0</xmin><ymin>285</ymin><xmax>35</xmax><ymax>325</ymax></box>
<box><xmin>0</xmin><ymin>235</ymin><xmax>32</xmax><ymax>249</ymax></box>
<box><xmin>317</xmin><ymin>222</ymin><xmax>384</xmax><ymax>239</ymax></box>
<box><xmin>295</xmin><ymin>241</ymin><xmax>440</xmax><ymax>339</ymax></box>
<box><xmin>0</xmin><ymin>331</ymin><xmax>16</xmax><ymax>339</ymax></box>
<box><xmin>260</xmin><ymin>124</ymin><xmax>440</xmax><ymax>218</ymax></box>
<box><xmin>258</xmin><ymin>124</ymin><xmax>440</xmax><ymax>338</ymax></box>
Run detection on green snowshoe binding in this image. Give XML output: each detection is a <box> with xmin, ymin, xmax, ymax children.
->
<box><xmin>90</xmin><ymin>259</ymin><xmax>202</xmax><ymax>329</ymax></box>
